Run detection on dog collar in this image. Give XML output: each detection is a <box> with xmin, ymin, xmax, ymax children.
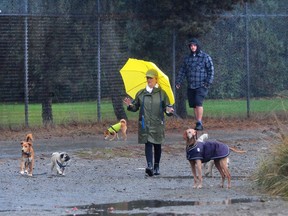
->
<box><xmin>186</xmin><ymin>142</ymin><xmax>198</xmax><ymax>151</ymax></box>
<box><xmin>23</xmin><ymin>152</ymin><xmax>31</xmax><ymax>157</ymax></box>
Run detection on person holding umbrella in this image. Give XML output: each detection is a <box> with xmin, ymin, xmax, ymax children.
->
<box><xmin>176</xmin><ymin>38</ymin><xmax>214</xmax><ymax>131</ymax></box>
<box><xmin>123</xmin><ymin>69</ymin><xmax>174</xmax><ymax>177</ymax></box>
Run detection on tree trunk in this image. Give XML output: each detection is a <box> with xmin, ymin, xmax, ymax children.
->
<box><xmin>41</xmin><ymin>83</ymin><xmax>53</xmax><ymax>126</ymax></box>
<box><xmin>101</xmin><ymin>0</ymin><xmax>128</xmax><ymax>120</ymax></box>
<box><xmin>175</xmin><ymin>88</ymin><xmax>187</xmax><ymax>118</ymax></box>
<box><xmin>42</xmin><ymin>97</ymin><xmax>53</xmax><ymax>126</ymax></box>
<box><xmin>111</xmin><ymin>95</ymin><xmax>127</xmax><ymax>120</ymax></box>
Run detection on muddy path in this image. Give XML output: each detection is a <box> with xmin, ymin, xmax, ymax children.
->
<box><xmin>1</xmin><ymin>120</ymin><xmax>288</xmax><ymax>215</ymax></box>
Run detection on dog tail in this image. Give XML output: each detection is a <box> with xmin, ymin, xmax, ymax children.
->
<box><xmin>120</xmin><ymin>119</ymin><xmax>127</xmax><ymax>125</ymax></box>
<box><xmin>229</xmin><ymin>146</ymin><xmax>246</xmax><ymax>154</ymax></box>
<box><xmin>26</xmin><ymin>133</ymin><xmax>33</xmax><ymax>142</ymax></box>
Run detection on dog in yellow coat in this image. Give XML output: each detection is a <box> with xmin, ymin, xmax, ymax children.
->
<box><xmin>104</xmin><ymin>119</ymin><xmax>127</xmax><ymax>141</ymax></box>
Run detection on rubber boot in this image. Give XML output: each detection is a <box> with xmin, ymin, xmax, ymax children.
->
<box><xmin>145</xmin><ymin>162</ymin><xmax>154</xmax><ymax>177</ymax></box>
<box><xmin>154</xmin><ymin>163</ymin><xmax>160</xmax><ymax>175</ymax></box>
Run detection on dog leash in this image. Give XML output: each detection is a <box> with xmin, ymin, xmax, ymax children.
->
<box><xmin>171</xmin><ymin>112</ymin><xmax>181</xmax><ymax>119</ymax></box>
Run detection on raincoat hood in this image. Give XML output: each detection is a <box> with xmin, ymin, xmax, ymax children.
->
<box><xmin>188</xmin><ymin>38</ymin><xmax>201</xmax><ymax>54</ymax></box>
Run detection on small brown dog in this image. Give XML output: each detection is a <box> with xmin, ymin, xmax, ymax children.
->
<box><xmin>104</xmin><ymin>119</ymin><xmax>127</xmax><ymax>141</ymax></box>
<box><xmin>20</xmin><ymin>134</ymin><xmax>34</xmax><ymax>176</ymax></box>
<box><xmin>183</xmin><ymin>129</ymin><xmax>246</xmax><ymax>189</ymax></box>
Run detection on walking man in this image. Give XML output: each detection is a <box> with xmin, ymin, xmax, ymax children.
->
<box><xmin>176</xmin><ymin>38</ymin><xmax>214</xmax><ymax>130</ymax></box>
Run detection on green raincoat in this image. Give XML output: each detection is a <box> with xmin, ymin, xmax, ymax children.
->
<box><xmin>127</xmin><ymin>87</ymin><xmax>172</xmax><ymax>144</ymax></box>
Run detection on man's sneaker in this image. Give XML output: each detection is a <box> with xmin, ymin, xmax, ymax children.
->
<box><xmin>195</xmin><ymin>122</ymin><xmax>204</xmax><ymax>131</ymax></box>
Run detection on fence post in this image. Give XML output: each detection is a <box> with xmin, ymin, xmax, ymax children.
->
<box><xmin>24</xmin><ymin>0</ymin><xmax>29</xmax><ymax>127</ymax></box>
<box><xmin>172</xmin><ymin>29</ymin><xmax>176</xmax><ymax>108</ymax></box>
<box><xmin>97</xmin><ymin>0</ymin><xmax>101</xmax><ymax>122</ymax></box>
<box><xmin>245</xmin><ymin>2</ymin><xmax>250</xmax><ymax>118</ymax></box>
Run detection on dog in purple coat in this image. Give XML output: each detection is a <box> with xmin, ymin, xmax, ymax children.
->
<box><xmin>183</xmin><ymin>128</ymin><xmax>246</xmax><ymax>189</ymax></box>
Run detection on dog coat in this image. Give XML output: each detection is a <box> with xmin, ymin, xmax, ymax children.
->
<box><xmin>186</xmin><ymin>141</ymin><xmax>230</xmax><ymax>163</ymax></box>
<box><xmin>108</xmin><ymin>122</ymin><xmax>121</xmax><ymax>133</ymax></box>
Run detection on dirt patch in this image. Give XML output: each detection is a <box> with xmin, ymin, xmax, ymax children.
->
<box><xmin>1</xmin><ymin>116</ymin><xmax>285</xmax><ymax>140</ymax></box>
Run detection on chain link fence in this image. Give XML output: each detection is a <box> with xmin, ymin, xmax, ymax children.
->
<box><xmin>0</xmin><ymin>0</ymin><xmax>287</xmax><ymax>127</ymax></box>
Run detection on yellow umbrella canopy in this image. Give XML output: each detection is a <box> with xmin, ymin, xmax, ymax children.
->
<box><xmin>120</xmin><ymin>58</ymin><xmax>175</xmax><ymax>105</ymax></box>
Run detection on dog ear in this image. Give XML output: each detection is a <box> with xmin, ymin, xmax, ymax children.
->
<box><xmin>28</xmin><ymin>142</ymin><xmax>33</xmax><ymax>146</ymax></box>
<box><xmin>183</xmin><ymin>131</ymin><xmax>188</xmax><ymax>141</ymax></box>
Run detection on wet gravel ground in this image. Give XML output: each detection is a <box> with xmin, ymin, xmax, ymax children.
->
<box><xmin>1</xmin><ymin>126</ymin><xmax>288</xmax><ymax>215</ymax></box>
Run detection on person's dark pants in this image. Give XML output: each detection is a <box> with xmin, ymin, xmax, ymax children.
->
<box><xmin>145</xmin><ymin>142</ymin><xmax>162</xmax><ymax>167</ymax></box>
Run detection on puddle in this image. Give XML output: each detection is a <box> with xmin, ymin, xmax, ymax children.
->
<box><xmin>159</xmin><ymin>175</ymin><xmax>248</xmax><ymax>180</ymax></box>
<box><xmin>64</xmin><ymin>198</ymin><xmax>262</xmax><ymax>215</ymax></box>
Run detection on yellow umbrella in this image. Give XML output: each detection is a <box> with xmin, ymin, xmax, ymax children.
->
<box><xmin>120</xmin><ymin>58</ymin><xmax>175</xmax><ymax>105</ymax></box>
